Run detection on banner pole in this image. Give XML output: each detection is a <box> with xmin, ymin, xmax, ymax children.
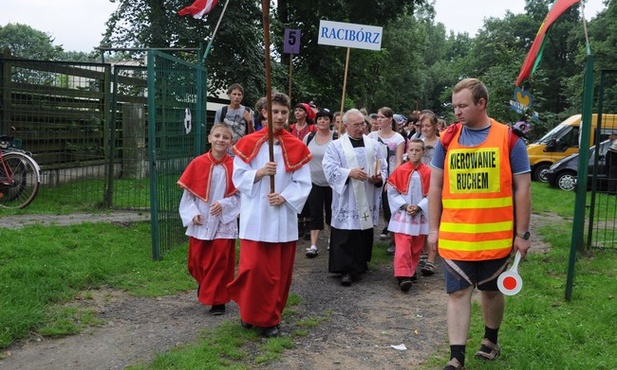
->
<box><xmin>201</xmin><ymin>0</ymin><xmax>231</xmax><ymax>63</ymax></box>
<box><xmin>580</xmin><ymin>1</ymin><xmax>591</xmax><ymax>56</ymax></box>
<box><xmin>288</xmin><ymin>56</ymin><xmax>293</xmax><ymax>101</ymax></box>
<box><xmin>338</xmin><ymin>47</ymin><xmax>351</xmax><ymax>136</ymax></box>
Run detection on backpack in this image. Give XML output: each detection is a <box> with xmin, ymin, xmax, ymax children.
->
<box><xmin>440</xmin><ymin>123</ymin><xmax>519</xmax><ymax>153</ymax></box>
<box><xmin>305</xmin><ymin>130</ymin><xmax>338</xmax><ymax>146</ymax></box>
<box><xmin>220</xmin><ymin>105</ymin><xmax>255</xmax><ymax>134</ymax></box>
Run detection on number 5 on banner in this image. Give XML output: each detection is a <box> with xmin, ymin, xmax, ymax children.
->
<box><xmin>284</xmin><ymin>29</ymin><xmax>301</xmax><ymax>100</ymax></box>
<box><xmin>284</xmin><ymin>29</ymin><xmax>301</xmax><ymax>54</ymax></box>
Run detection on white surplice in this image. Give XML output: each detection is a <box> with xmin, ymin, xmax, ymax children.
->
<box><xmin>386</xmin><ymin>171</ymin><xmax>429</xmax><ymax>236</ymax></box>
<box><xmin>179</xmin><ymin>165</ymin><xmax>241</xmax><ymax>241</ymax></box>
<box><xmin>323</xmin><ymin>134</ymin><xmax>387</xmax><ymax>230</ymax></box>
<box><xmin>233</xmin><ymin>142</ymin><xmax>312</xmax><ymax>243</ymax></box>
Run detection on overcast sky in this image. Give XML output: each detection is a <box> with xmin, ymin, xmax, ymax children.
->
<box><xmin>434</xmin><ymin>0</ymin><xmax>603</xmax><ymax>36</ymax></box>
<box><xmin>0</xmin><ymin>0</ymin><xmax>607</xmax><ymax>53</ymax></box>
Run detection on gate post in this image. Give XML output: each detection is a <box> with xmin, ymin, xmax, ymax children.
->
<box><xmin>566</xmin><ymin>54</ymin><xmax>595</xmax><ymax>301</ymax></box>
<box><xmin>122</xmin><ymin>103</ymin><xmax>147</xmax><ymax>179</ymax></box>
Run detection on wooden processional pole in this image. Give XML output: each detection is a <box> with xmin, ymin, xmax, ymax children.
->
<box><xmin>261</xmin><ymin>0</ymin><xmax>275</xmax><ymax>192</ymax></box>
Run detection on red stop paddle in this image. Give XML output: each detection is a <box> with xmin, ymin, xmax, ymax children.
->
<box><xmin>498</xmin><ymin>251</ymin><xmax>523</xmax><ymax>296</ymax></box>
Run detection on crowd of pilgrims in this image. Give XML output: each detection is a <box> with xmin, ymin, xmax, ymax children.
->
<box><xmin>177</xmin><ymin>83</ymin><xmax>449</xmax><ymax>338</ymax></box>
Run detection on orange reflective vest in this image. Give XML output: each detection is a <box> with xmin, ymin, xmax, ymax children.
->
<box><xmin>438</xmin><ymin>121</ymin><xmax>513</xmax><ymax>261</ymax></box>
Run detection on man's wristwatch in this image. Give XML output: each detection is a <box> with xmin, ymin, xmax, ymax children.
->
<box><xmin>516</xmin><ymin>231</ymin><xmax>531</xmax><ymax>240</ymax></box>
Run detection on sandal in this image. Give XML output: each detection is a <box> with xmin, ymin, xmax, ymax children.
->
<box><xmin>420</xmin><ymin>261</ymin><xmax>436</xmax><ymax>276</ymax></box>
<box><xmin>474</xmin><ymin>338</ymin><xmax>500</xmax><ymax>360</ymax></box>
<box><xmin>443</xmin><ymin>358</ymin><xmax>466</xmax><ymax>370</ymax></box>
<box><xmin>418</xmin><ymin>254</ymin><xmax>428</xmax><ymax>267</ymax></box>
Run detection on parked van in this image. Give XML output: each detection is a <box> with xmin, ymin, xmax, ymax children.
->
<box><xmin>528</xmin><ymin>114</ymin><xmax>617</xmax><ymax>182</ymax></box>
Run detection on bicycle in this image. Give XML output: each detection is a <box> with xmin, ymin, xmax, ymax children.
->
<box><xmin>0</xmin><ymin>135</ymin><xmax>41</xmax><ymax>209</ymax></box>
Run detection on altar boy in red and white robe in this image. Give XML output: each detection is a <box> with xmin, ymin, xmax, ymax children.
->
<box><xmin>386</xmin><ymin>138</ymin><xmax>431</xmax><ymax>292</ymax></box>
<box><xmin>228</xmin><ymin>92</ymin><xmax>312</xmax><ymax>338</ymax></box>
<box><xmin>178</xmin><ymin>123</ymin><xmax>240</xmax><ymax>315</ymax></box>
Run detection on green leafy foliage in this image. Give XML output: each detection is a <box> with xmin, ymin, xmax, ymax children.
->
<box><xmin>0</xmin><ymin>23</ymin><xmax>102</xmax><ymax>61</ymax></box>
<box><xmin>0</xmin><ymin>23</ymin><xmax>63</xmax><ymax>59</ymax></box>
<box><xmin>102</xmin><ymin>0</ymin><xmax>265</xmax><ymax>105</ymax></box>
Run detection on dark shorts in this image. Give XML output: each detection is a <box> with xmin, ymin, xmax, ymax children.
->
<box><xmin>443</xmin><ymin>255</ymin><xmax>511</xmax><ymax>293</ymax></box>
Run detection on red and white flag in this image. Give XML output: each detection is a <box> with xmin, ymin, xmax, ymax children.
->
<box><xmin>516</xmin><ymin>0</ymin><xmax>581</xmax><ymax>86</ymax></box>
<box><xmin>178</xmin><ymin>0</ymin><xmax>220</xmax><ymax>19</ymax></box>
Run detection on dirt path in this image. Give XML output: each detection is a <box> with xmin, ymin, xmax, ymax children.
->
<box><xmin>270</xmin><ymin>253</ymin><xmax>449</xmax><ymax>370</ymax></box>
<box><xmin>0</xmin><ymin>212</ymin><xmax>151</xmax><ymax>229</ymax></box>
<box><xmin>0</xmin><ymin>213</ymin><xmax>554</xmax><ymax>369</ymax></box>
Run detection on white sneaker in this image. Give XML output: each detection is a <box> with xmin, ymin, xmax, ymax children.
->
<box><xmin>379</xmin><ymin>228</ymin><xmax>388</xmax><ymax>240</ymax></box>
<box><xmin>386</xmin><ymin>242</ymin><xmax>395</xmax><ymax>255</ymax></box>
<box><xmin>305</xmin><ymin>245</ymin><xmax>318</xmax><ymax>258</ymax></box>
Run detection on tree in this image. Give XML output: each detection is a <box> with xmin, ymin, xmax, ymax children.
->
<box><xmin>0</xmin><ymin>23</ymin><xmax>63</xmax><ymax>60</ymax></box>
<box><xmin>0</xmin><ymin>23</ymin><xmax>108</xmax><ymax>63</ymax></box>
<box><xmin>58</xmin><ymin>51</ymin><xmax>102</xmax><ymax>63</ymax></box>
<box><xmin>103</xmin><ymin>0</ymin><xmax>265</xmax><ymax>106</ymax></box>
<box><xmin>564</xmin><ymin>0</ymin><xmax>617</xmax><ymax>112</ymax></box>
<box><xmin>373</xmin><ymin>6</ymin><xmax>422</xmax><ymax>113</ymax></box>
<box><xmin>439</xmin><ymin>0</ymin><xmax>587</xmax><ymax>131</ymax></box>
<box><xmin>274</xmin><ymin>0</ymin><xmax>427</xmax><ymax>111</ymax></box>
<box><xmin>414</xmin><ymin>7</ymin><xmax>462</xmax><ymax>116</ymax></box>
<box><xmin>96</xmin><ymin>0</ymin><xmax>610</xmax><ymax>125</ymax></box>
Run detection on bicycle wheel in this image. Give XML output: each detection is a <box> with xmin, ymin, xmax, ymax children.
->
<box><xmin>0</xmin><ymin>151</ymin><xmax>40</xmax><ymax>209</ymax></box>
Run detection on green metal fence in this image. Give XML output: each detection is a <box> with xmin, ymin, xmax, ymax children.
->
<box><xmin>106</xmin><ymin>64</ymin><xmax>151</xmax><ymax>210</ymax></box>
<box><xmin>0</xmin><ymin>58</ymin><xmax>112</xmax><ymax>206</ymax></box>
<box><xmin>1</xmin><ymin>53</ymin><xmax>209</xmax><ymax>259</ymax></box>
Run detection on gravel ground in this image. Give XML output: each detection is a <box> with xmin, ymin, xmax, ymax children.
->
<box><xmin>0</xmin><ymin>212</ymin><xmax>553</xmax><ymax>369</ymax></box>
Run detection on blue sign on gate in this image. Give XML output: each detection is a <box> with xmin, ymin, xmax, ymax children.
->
<box><xmin>283</xmin><ymin>29</ymin><xmax>301</xmax><ymax>55</ymax></box>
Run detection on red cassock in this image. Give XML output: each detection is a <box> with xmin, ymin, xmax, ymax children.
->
<box><xmin>188</xmin><ymin>238</ymin><xmax>235</xmax><ymax>306</ymax></box>
<box><xmin>226</xmin><ymin>240</ymin><xmax>296</xmax><ymax>327</ymax></box>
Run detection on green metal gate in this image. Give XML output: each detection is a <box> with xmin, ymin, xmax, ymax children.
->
<box><xmin>146</xmin><ymin>50</ymin><xmax>207</xmax><ymax>260</ymax></box>
<box><xmin>586</xmin><ymin>69</ymin><xmax>617</xmax><ymax>249</ymax></box>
